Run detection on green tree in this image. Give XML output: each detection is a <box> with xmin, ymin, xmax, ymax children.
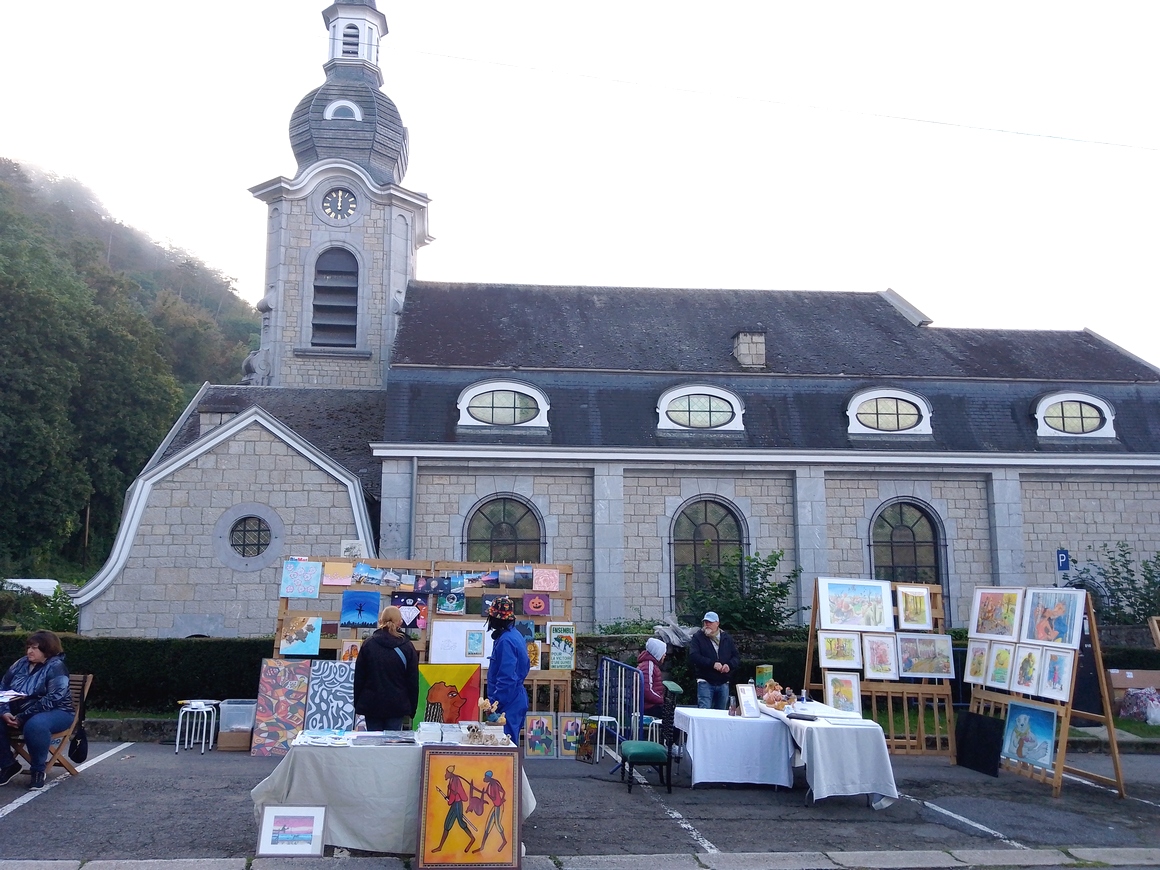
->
<box><xmin>677</xmin><ymin>547</ymin><xmax>805</xmax><ymax>632</ymax></box>
<box><xmin>1063</xmin><ymin>542</ymin><xmax>1160</xmax><ymax>625</ymax></box>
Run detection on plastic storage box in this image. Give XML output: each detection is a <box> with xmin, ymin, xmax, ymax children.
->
<box><xmin>218</xmin><ymin>699</ymin><xmax>258</xmax><ymax>751</ymax></box>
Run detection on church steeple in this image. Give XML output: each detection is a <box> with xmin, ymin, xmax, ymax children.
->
<box><xmin>322</xmin><ymin>1</ymin><xmax>387</xmax><ymax>85</ymax></box>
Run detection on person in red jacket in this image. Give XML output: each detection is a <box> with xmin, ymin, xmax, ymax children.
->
<box><xmin>636</xmin><ymin>637</ymin><xmax>668</xmax><ymax>718</ymax></box>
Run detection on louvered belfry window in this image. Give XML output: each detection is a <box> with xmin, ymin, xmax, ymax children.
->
<box><xmin>342</xmin><ymin>24</ymin><xmax>360</xmax><ymax>57</ymax></box>
<box><xmin>312</xmin><ymin>248</ymin><xmax>358</xmax><ymax>348</ymax></box>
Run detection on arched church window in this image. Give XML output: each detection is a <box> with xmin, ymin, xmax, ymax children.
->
<box><xmin>342</xmin><ymin>24</ymin><xmax>360</xmax><ymax>57</ymax></box>
<box><xmin>871</xmin><ymin>501</ymin><xmax>941</xmax><ymax>585</ymax></box>
<box><xmin>672</xmin><ymin>499</ymin><xmax>745</xmax><ymax>617</ymax></box>
<box><xmin>312</xmin><ymin>248</ymin><xmax>358</xmax><ymax>348</ymax></box>
<box><xmin>465</xmin><ymin>497</ymin><xmax>543</xmax><ymax>563</ymax></box>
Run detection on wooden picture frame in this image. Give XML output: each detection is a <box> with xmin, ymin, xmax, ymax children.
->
<box><xmin>417</xmin><ymin>745</ymin><xmax>521</xmax><ymax>869</ymax></box>
<box><xmin>524</xmin><ymin>713</ymin><xmax>556</xmax><ymax>758</ymax></box>
<box><xmin>1001</xmin><ymin>699</ymin><xmax>1058</xmax><ymax>770</ymax></box>
<box><xmin>1038</xmin><ymin>648</ymin><xmax>1076</xmax><ymax>702</ymax></box>
<box><xmin>984</xmin><ymin>642</ymin><xmax>1015</xmax><ymax>690</ymax></box>
<box><xmin>861</xmin><ymin>632</ymin><xmax>899</xmax><ymax>681</ymax></box>
<box><xmin>1019</xmin><ymin>588</ymin><xmax>1086</xmax><ymax>649</ymax></box>
<box><xmin>257</xmin><ymin>805</ymin><xmax>326</xmax><ymax>857</ymax></box>
<box><xmin>896</xmin><ymin>632</ymin><xmax>954</xmax><ymax>679</ymax></box>
<box><xmin>823</xmin><ymin>671</ymin><xmax>862</xmax><ymax>713</ymax></box>
<box><xmin>968</xmin><ymin>587</ymin><xmax>1024</xmax><ymax>642</ymax></box>
<box><xmin>1011</xmin><ymin>644</ymin><xmax>1044</xmax><ymax>695</ymax></box>
<box><xmin>963</xmin><ymin>639</ymin><xmax>990</xmax><ymax>686</ymax></box>
<box><xmin>817</xmin><ymin>578</ymin><xmax>893</xmax><ymax>630</ymax></box>
<box><xmin>817</xmin><ymin>630</ymin><xmax>863</xmax><ymax>669</ymax></box>
<box><xmin>895</xmin><ymin>585</ymin><xmax>934</xmax><ymax>630</ymax></box>
<box><xmin>557</xmin><ymin>712</ymin><xmax>584</xmax><ymax>758</ymax></box>
<box><xmin>735</xmin><ymin>683</ymin><xmax>761</xmax><ymax>718</ymax></box>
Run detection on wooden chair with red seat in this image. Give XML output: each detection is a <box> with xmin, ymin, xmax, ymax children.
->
<box><xmin>7</xmin><ymin>673</ymin><xmax>93</xmax><ymax>777</ymax></box>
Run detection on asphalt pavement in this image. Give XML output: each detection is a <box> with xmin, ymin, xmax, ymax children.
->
<box><xmin>1</xmin><ymin>739</ymin><xmax>1159</xmax><ymax>869</ymax></box>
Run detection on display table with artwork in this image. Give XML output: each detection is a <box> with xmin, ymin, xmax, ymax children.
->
<box><xmin>672</xmin><ymin>706</ymin><xmax>794</xmax><ymax>788</ymax></box>
<box><xmin>251</xmin><ymin>742</ymin><xmax>537</xmax><ymax>855</ymax></box>
<box><xmin>759</xmin><ymin>700</ymin><xmax>898</xmax><ymax>807</ymax></box>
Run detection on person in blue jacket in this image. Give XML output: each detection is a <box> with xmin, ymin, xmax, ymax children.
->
<box><xmin>485</xmin><ymin>596</ymin><xmax>530</xmax><ymax>746</ymax></box>
<box><xmin>0</xmin><ymin>630</ymin><xmax>75</xmax><ymax>790</ymax></box>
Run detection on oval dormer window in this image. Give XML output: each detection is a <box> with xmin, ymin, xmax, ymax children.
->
<box><xmin>666</xmin><ymin>393</ymin><xmax>735</xmax><ymax>429</ymax></box>
<box><xmin>856</xmin><ymin>396</ymin><xmax>921</xmax><ymax>432</ymax></box>
<box><xmin>467</xmin><ymin>389</ymin><xmax>540</xmax><ymax>425</ymax></box>
<box><xmin>1043</xmin><ymin>399</ymin><xmax>1104</xmax><ymax>434</ymax></box>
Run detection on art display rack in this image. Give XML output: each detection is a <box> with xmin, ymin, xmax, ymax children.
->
<box><xmin>803</xmin><ymin>581</ymin><xmax>957</xmax><ymax>757</ymax></box>
<box><xmin>967</xmin><ymin>594</ymin><xmax>1125</xmax><ymax>798</ymax></box>
<box><xmin>272</xmin><ymin>558</ymin><xmax>574</xmax><ymax>713</ymax></box>
<box><xmin>433</xmin><ymin>561</ymin><xmax>574</xmax><ymax>715</ymax></box>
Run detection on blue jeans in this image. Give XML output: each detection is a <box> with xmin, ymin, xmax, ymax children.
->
<box><xmin>0</xmin><ymin>708</ymin><xmax>76</xmax><ymax>773</ymax></box>
<box><xmin>696</xmin><ymin>681</ymin><xmax>730</xmax><ymax>710</ymax></box>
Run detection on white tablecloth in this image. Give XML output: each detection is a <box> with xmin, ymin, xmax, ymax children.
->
<box><xmin>673</xmin><ymin>706</ymin><xmax>794</xmax><ymax>787</ymax></box>
<box><xmin>760</xmin><ymin>700</ymin><xmax>898</xmax><ymax>805</ymax></box>
<box><xmin>251</xmin><ymin>743</ymin><xmax>537</xmax><ymax>853</ymax></box>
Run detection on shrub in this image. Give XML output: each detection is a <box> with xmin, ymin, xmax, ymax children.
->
<box><xmin>1063</xmin><ymin>542</ymin><xmax>1160</xmax><ymax>625</ymax></box>
<box><xmin>677</xmin><ymin>548</ymin><xmax>805</xmax><ymax>632</ymax></box>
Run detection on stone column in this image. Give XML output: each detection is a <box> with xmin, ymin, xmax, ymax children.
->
<box><xmin>593</xmin><ymin>463</ymin><xmax>626</xmax><ymax>625</ymax></box>
<box><xmin>793</xmin><ymin>467</ymin><xmax>829</xmax><ymax>617</ymax></box>
<box><xmin>379</xmin><ymin>458</ymin><xmax>414</xmax><ymax>558</ymax></box>
<box><xmin>987</xmin><ymin>469</ymin><xmax>1026</xmax><ymax>586</ymax></box>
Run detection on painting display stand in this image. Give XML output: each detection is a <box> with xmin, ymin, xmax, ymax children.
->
<box><xmin>803</xmin><ymin>581</ymin><xmax>956</xmax><ymax>757</ymax></box>
<box><xmin>968</xmin><ymin>595</ymin><xmax>1125</xmax><ymax>798</ymax></box>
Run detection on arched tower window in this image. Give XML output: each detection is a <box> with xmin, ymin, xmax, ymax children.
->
<box><xmin>871</xmin><ymin>501</ymin><xmax>942</xmax><ymax>586</ymax></box>
<box><xmin>312</xmin><ymin>248</ymin><xmax>358</xmax><ymax>348</ymax></box>
<box><xmin>672</xmin><ymin>499</ymin><xmax>745</xmax><ymax>617</ymax></box>
<box><xmin>342</xmin><ymin>24</ymin><xmax>360</xmax><ymax>57</ymax></box>
<box><xmin>465</xmin><ymin>497</ymin><xmax>543</xmax><ymax>563</ymax></box>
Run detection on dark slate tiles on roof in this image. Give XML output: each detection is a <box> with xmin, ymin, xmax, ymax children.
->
<box><xmin>391</xmin><ymin>282</ymin><xmax>1158</xmax><ymax>382</ymax></box>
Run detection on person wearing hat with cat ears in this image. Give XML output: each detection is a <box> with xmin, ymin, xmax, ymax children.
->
<box><xmin>485</xmin><ymin>596</ymin><xmax>530</xmax><ymax>746</ymax></box>
<box><xmin>687</xmin><ymin>611</ymin><xmax>740</xmax><ymax>710</ymax></box>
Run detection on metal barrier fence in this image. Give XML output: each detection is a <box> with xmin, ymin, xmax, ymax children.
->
<box><xmin>596</xmin><ymin>655</ymin><xmax>644</xmax><ymax>761</ymax></box>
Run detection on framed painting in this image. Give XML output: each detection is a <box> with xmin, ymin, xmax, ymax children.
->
<box><xmin>557</xmin><ymin>712</ymin><xmax>585</xmax><ymax>757</ymax></box>
<box><xmin>575</xmin><ymin>718</ymin><xmax>598</xmax><ymax>764</ymax></box>
<box><xmin>963</xmin><ymin>639</ymin><xmax>990</xmax><ymax>686</ymax></box>
<box><xmin>340</xmin><ymin>589</ymin><xmax>381</xmax><ymax>629</ymax></box>
<box><xmin>736</xmin><ymin>683</ymin><xmax>761</xmax><ymax>718</ymax></box>
<box><xmin>279</xmin><ymin>617</ymin><xmax>322</xmax><ymax>656</ymax></box>
<box><xmin>524</xmin><ymin>713</ymin><xmax>556</xmax><ymax>757</ymax></box>
<box><xmin>547</xmin><ymin>622</ymin><xmax>576</xmax><ymax>670</ymax></box>
<box><xmin>1011</xmin><ymin>644</ymin><xmax>1044</xmax><ymax>695</ymax></box>
<box><xmin>824</xmin><ymin>671</ymin><xmax>862</xmax><ymax>713</ymax></box>
<box><xmin>968</xmin><ymin>587</ymin><xmax>1024</xmax><ymax>642</ymax></box>
<box><xmin>257</xmin><ymin>805</ymin><xmax>326</xmax><ymax>857</ymax></box>
<box><xmin>984</xmin><ymin>642</ymin><xmax>1015</xmax><ymax>690</ymax></box>
<box><xmin>429</xmin><ymin>619</ymin><xmax>492</xmax><ymax>665</ymax></box>
<box><xmin>895</xmin><ymin>585</ymin><xmax>934</xmax><ymax>631</ymax></box>
<box><xmin>1019</xmin><ymin>588</ymin><xmax>1086</xmax><ymax>649</ymax></box>
<box><xmin>1039</xmin><ymin>648</ymin><xmax>1076</xmax><ymax>702</ymax></box>
<box><xmin>817</xmin><ymin>630</ymin><xmax>863</xmax><ymax>669</ymax></box>
<box><xmin>416</xmin><ymin>745</ymin><xmax>521</xmax><ymax>869</ymax></box>
<box><xmin>817</xmin><ymin>578</ymin><xmax>893</xmax><ymax>630</ymax></box>
<box><xmin>340</xmin><ymin>639</ymin><xmax>362</xmax><ymax>662</ymax></box>
<box><xmin>279</xmin><ymin>559</ymin><xmax>322</xmax><ymax>598</ymax></box>
<box><xmin>252</xmin><ymin>658</ymin><xmax>310</xmax><ymax>756</ymax></box>
<box><xmin>861</xmin><ymin>632</ymin><xmax>899</xmax><ymax>681</ymax></box>
<box><xmin>896</xmin><ymin>632</ymin><xmax>954</xmax><ymax>679</ymax></box>
<box><xmin>412</xmin><ymin>664</ymin><xmax>482</xmax><ymax>729</ymax></box>
<box><xmin>1001</xmin><ymin>699</ymin><xmax>1058</xmax><ymax>770</ymax></box>
<box><xmin>465</xmin><ymin>630</ymin><xmax>485</xmax><ymax>658</ymax></box>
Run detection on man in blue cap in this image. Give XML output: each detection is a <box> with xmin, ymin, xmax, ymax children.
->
<box><xmin>687</xmin><ymin>611</ymin><xmax>740</xmax><ymax>710</ymax></box>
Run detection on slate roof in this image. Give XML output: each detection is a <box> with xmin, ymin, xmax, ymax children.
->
<box><xmin>161</xmin><ymin>387</ymin><xmax>387</xmax><ymax>500</ymax></box>
<box><xmin>392</xmin><ymin>282</ymin><xmax>1159</xmax><ymax>382</ymax></box>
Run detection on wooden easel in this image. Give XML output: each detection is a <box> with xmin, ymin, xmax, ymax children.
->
<box><xmin>968</xmin><ymin>594</ymin><xmax>1125</xmax><ymax>798</ymax></box>
<box><xmin>804</xmin><ymin>580</ymin><xmax>957</xmax><ymax>757</ymax></box>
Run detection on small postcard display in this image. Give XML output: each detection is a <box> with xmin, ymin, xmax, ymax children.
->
<box><xmin>804</xmin><ymin>578</ymin><xmax>955</xmax><ymax>758</ymax></box>
<box><xmin>416</xmin><ymin>744</ymin><xmax>521</xmax><ymax>869</ymax></box>
<box><xmin>257</xmin><ymin>805</ymin><xmax>326</xmax><ymax>857</ymax></box>
<box><xmin>964</xmin><ymin>585</ymin><xmax>1125</xmax><ymax>798</ymax></box>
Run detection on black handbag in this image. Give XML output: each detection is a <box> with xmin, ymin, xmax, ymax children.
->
<box><xmin>68</xmin><ymin>723</ymin><xmax>89</xmax><ymax>763</ymax></box>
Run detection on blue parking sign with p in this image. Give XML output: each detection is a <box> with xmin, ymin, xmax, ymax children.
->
<box><xmin>1057</xmin><ymin>549</ymin><xmax>1070</xmax><ymax>571</ymax></box>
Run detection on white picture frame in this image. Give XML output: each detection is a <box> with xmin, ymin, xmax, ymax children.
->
<box><xmin>428</xmin><ymin>618</ymin><xmax>494</xmax><ymax>665</ymax></box>
<box><xmin>817</xmin><ymin>577</ymin><xmax>893</xmax><ymax>631</ymax></box>
<box><xmin>896</xmin><ymin>632</ymin><xmax>955</xmax><ymax>679</ymax></box>
<box><xmin>1019</xmin><ymin>587</ymin><xmax>1086</xmax><ymax>650</ymax></box>
<box><xmin>257</xmin><ymin>805</ymin><xmax>326</xmax><ymax>857</ymax></box>
<box><xmin>817</xmin><ymin>630</ymin><xmax>863</xmax><ymax>669</ymax></box>
<box><xmin>1038</xmin><ymin>648</ymin><xmax>1077</xmax><ymax>702</ymax></box>
<box><xmin>1011</xmin><ymin>644</ymin><xmax>1044</xmax><ymax>696</ymax></box>
<box><xmin>968</xmin><ymin>587</ymin><xmax>1024</xmax><ymax>642</ymax></box>
<box><xmin>895</xmin><ymin>584</ymin><xmax>934</xmax><ymax>631</ymax></box>
<box><xmin>963</xmin><ymin>639</ymin><xmax>990</xmax><ymax>686</ymax></box>
<box><xmin>823</xmin><ymin>671</ymin><xmax>862</xmax><ymax>713</ymax></box>
<box><xmin>984</xmin><ymin>642</ymin><xmax>1016</xmax><ymax>690</ymax></box>
<box><xmin>861</xmin><ymin>632</ymin><xmax>899</xmax><ymax>681</ymax></box>
<box><xmin>735</xmin><ymin>683</ymin><xmax>761</xmax><ymax>718</ymax></box>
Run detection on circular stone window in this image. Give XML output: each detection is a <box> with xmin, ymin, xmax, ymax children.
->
<box><xmin>230</xmin><ymin>516</ymin><xmax>271</xmax><ymax>557</ymax></box>
<box><xmin>214</xmin><ymin>503</ymin><xmax>284</xmax><ymax>571</ymax></box>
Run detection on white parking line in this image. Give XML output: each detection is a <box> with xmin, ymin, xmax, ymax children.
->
<box><xmin>0</xmin><ymin>742</ymin><xmax>135</xmax><ymax>820</ymax></box>
<box><xmin>1062</xmin><ymin>772</ymin><xmax>1160</xmax><ymax>808</ymax></box>
<box><xmin>629</xmin><ymin>766</ymin><xmax>720</xmax><ymax>854</ymax></box>
<box><xmin>901</xmin><ymin>793</ymin><xmax>1029</xmax><ymax>849</ymax></box>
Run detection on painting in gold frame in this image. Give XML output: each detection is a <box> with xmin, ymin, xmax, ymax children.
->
<box><xmin>416</xmin><ymin>744</ymin><xmax>521</xmax><ymax>869</ymax></box>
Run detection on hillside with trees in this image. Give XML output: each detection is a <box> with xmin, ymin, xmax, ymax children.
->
<box><xmin>0</xmin><ymin>159</ymin><xmax>259</xmax><ymax>582</ymax></box>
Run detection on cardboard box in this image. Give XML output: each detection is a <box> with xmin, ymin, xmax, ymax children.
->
<box><xmin>217</xmin><ymin>730</ymin><xmax>253</xmax><ymax>751</ymax></box>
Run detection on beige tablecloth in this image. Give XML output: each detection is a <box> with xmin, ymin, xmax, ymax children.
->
<box><xmin>673</xmin><ymin>706</ymin><xmax>794</xmax><ymax>787</ymax></box>
<box><xmin>251</xmin><ymin>743</ymin><xmax>537</xmax><ymax>853</ymax></box>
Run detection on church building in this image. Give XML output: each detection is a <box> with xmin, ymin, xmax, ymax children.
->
<box><xmin>75</xmin><ymin>1</ymin><xmax>1160</xmax><ymax>638</ymax></box>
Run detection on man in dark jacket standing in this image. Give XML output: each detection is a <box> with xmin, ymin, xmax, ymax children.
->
<box><xmin>687</xmin><ymin>611</ymin><xmax>740</xmax><ymax>710</ymax></box>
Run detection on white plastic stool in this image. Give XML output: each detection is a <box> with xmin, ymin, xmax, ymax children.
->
<box><xmin>176</xmin><ymin>701</ymin><xmax>218</xmax><ymax>754</ymax></box>
<box><xmin>587</xmin><ymin>715</ymin><xmax>617</xmax><ymax>762</ymax></box>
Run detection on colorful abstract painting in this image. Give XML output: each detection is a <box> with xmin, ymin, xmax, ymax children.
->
<box><xmin>305</xmin><ymin>660</ymin><xmax>356</xmax><ymax>731</ymax></box>
<box><xmin>251</xmin><ymin>658</ymin><xmax>311</xmax><ymax>756</ymax></box>
<box><xmin>340</xmin><ymin>589</ymin><xmax>381</xmax><ymax>628</ymax></box>
<box><xmin>558</xmin><ymin>712</ymin><xmax>584</xmax><ymax>758</ymax></box>
<box><xmin>279</xmin><ymin>559</ymin><xmax>321</xmax><ymax>598</ymax></box>
<box><xmin>524</xmin><ymin>713</ymin><xmax>556</xmax><ymax>757</ymax></box>
<box><xmin>532</xmin><ymin>567</ymin><xmax>560</xmax><ymax>591</ymax></box>
<box><xmin>412</xmin><ymin>663</ymin><xmax>482</xmax><ymax>729</ymax></box>
<box><xmin>279</xmin><ymin>616</ymin><xmax>322</xmax><ymax>656</ymax></box>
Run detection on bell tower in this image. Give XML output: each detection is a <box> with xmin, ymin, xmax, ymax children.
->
<box><xmin>244</xmin><ymin>0</ymin><xmax>431</xmax><ymax>388</ymax></box>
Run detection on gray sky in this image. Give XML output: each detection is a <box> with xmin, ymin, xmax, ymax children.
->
<box><xmin>2</xmin><ymin>1</ymin><xmax>1157</xmax><ymax>365</ymax></box>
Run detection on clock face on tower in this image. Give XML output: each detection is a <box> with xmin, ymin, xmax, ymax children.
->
<box><xmin>322</xmin><ymin>187</ymin><xmax>357</xmax><ymax>220</ymax></box>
